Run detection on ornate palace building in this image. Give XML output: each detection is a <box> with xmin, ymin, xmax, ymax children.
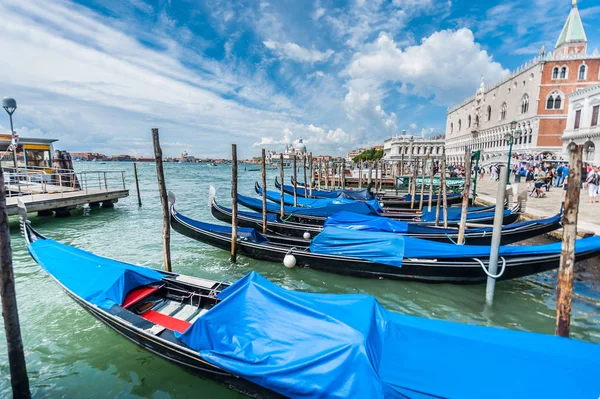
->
<box><xmin>445</xmin><ymin>0</ymin><xmax>600</xmax><ymax>166</ymax></box>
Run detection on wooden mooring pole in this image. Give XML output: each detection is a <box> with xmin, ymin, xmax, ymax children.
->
<box><xmin>441</xmin><ymin>153</ymin><xmax>448</xmax><ymax>228</ymax></box>
<box><xmin>342</xmin><ymin>159</ymin><xmax>346</xmax><ymax>189</ymax></box>
<box><xmin>410</xmin><ymin>161</ymin><xmax>417</xmax><ymax>209</ymax></box>
<box><xmin>317</xmin><ymin>159</ymin><xmax>322</xmax><ymax>190</ymax></box>
<box><xmin>293</xmin><ymin>155</ymin><xmax>298</xmax><ymax>206</ymax></box>
<box><xmin>261</xmin><ymin>149</ymin><xmax>268</xmax><ymax>235</ymax></box>
<box><xmin>418</xmin><ymin>159</ymin><xmax>426</xmax><ymax>210</ymax></box>
<box><xmin>456</xmin><ymin>148</ymin><xmax>472</xmax><ymax>244</ymax></box>
<box><xmin>152</xmin><ymin>128</ymin><xmax>171</xmax><ymax>272</ymax></box>
<box><xmin>0</xmin><ymin>170</ymin><xmax>30</xmax><ymax>398</ymax></box>
<box><xmin>359</xmin><ymin>161</ymin><xmax>363</xmax><ymax>189</ymax></box>
<box><xmin>309</xmin><ymin>153</ymin><xmax>313</xmax><ymax>198</ymax></box>
<box><xmin>556</xmin><ymin>143</ymin><xmax>582</xmax><ymax>337</ymax></box>
<box><xmin>434</xmin><ymin>164</ymin><xmax>442</xmax><ymax>226</ymax></box>
<box><xmin>133</xmin><ymin>162</ymin><xmax>142</xmax><ymax>207</ymax></box>
<box><xmin>303</xmin><ymin>156</ymin><xmax>308</xmax><ymax>198</ymax></box>
<box><xmin>485</xmin><ymin>166</ymin><xmax>509</xmax><ymax>306</ymax></box>
<box><xmin>427</xmin><ymin>157</ymin><xmax>434</xmax><ymax>212</ymax></box>
<box><xmin>279</xmin><ymin>154</ymin><xmax>285</xmax><ymax>218</ymax></box>
<box><xmin>231</xmin><ymin>144</ymin><xmax>238</xmax><ymax>263</ymax></box>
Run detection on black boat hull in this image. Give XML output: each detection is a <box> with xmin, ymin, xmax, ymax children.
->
<box><xmin>210</xmin><ymin>200</ymin><xmax>560</xmax><ymax>246</ymax></box>
<box><xmin>238</xmin><ymin>194</ymin><xmax>521</xmax><ymax>227</ymax></box>
<box><xmin>174</xmin><ymin>208</ymin><xmax>591</xmax><ymax>284</ymax></box>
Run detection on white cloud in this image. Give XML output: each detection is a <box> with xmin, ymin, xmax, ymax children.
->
<box><xmin>313</xmin><ymin>0</ymin><xmax>326</xmax><ymax>21</ymax></box>
<box><xmin>0</xmin><ymin>0</ymin><xmax>317</xmax><ymax>157</ymax></box>
<box><xmin>263</xmin><ymin>40</ymin><xmax>334</xmax><ymax>63</ymax></box>
<box><xmin>346</xmin><ymin>29</ymin><xmax>509</xmax><ymax>106</ymax></box>
<box><xmin>409</xmin><ymin>123</ymin><xmax>417</xmax><ymax>130</ymax></box>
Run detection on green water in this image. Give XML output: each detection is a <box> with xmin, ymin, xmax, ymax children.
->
<box><xmin>1</xmin><ymin>162</ymin><xmax>599</xmax><ymax>398</ymax></box>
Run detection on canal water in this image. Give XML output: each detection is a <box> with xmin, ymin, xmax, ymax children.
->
<box><xmin>1</xmin><ymin>162</ymin><xmax>598</xmax><ymax>398</ymax></box>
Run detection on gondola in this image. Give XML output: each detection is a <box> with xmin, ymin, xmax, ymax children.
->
<box><xmin>236</xmin><ymin>191</ymin><xmax>522</xmax><ymax>226</ymax></box>
<box><xmin>210</xmin><ymin>197</ymin><xmax>563</xmax><ymax>245</ymax></box>
<box><xmin>278</xmin><ymin>176</ymin><xmax>464</xmax><ymax>207</ymax></box>
<box><xmin>171</xmin><ymin>197</ymin><xmax>599</xmax><ymax>283</ymax></box>
<box><xmin>256</xmin><ymin>182</ymin><xmax>496</xmax><ymax>215</ymax></box>
<box><xmin>21</xmin><ymin>204</ymin><xmax>600</xmax><ymax>399</ymax></box>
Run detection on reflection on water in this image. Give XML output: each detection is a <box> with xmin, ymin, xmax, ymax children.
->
<box><xmin>0</xmin><ymin>162</ymin><xmax>598</xmax><ymax>397</ymax></box>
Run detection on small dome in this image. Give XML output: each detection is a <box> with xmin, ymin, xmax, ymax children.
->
<box><xmin>294</xmin><ymin>138</ymin><xmax>307</xmax><ymax>152</ymax></box>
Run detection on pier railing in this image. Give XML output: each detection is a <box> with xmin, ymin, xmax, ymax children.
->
<box><xmin>3</xmin><ymin>168</ymin><xmax>126</xmax><ymax>199</ymax></box>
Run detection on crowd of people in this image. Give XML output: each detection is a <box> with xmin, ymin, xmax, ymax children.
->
<box><xmin>451</xmin><ymin>160</ymin><xmax>599</xmax><ymax>203</ymax></box>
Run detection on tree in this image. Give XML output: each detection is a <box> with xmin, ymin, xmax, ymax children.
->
<box><xmin>352</xmin><ymin>148</ymin><xmax>384</xmax><ymax>162</ymax></box>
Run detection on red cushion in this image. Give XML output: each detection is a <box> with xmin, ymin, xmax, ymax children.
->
<box><xmin>140</xmin><ymin>310</ymin><xmax>191</xmax><ymax>333</ymax></box>
<box><xmin>122</xmin><ymin>286</ymin><xmax>160</xmax><ymax>309</ymax></box>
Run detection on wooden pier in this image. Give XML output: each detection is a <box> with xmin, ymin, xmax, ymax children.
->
<box><xmin>5</xmin><ymin>188</ymin><xmax>129</xmax><ymax>216</ymax></box>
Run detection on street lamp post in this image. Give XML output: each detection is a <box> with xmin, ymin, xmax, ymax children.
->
<box><xmin>2</xmin><ymin>98</ymin><xmax>18</xmax><ymax>170</ymax></box>
<box><xmin>505</xmin><ymin>120</ymin><xmax>521</xmax><ymax>184</ymax></box>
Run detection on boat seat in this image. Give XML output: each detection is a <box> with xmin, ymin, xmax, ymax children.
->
<box><xmin>140</xmin><ymin>310</ymin><xmax>191</xmax><ymax>333</ymax></box>
<box><xmin>122</xmin><ymin>285</ymin><xmax>162</xmax><ymax>309</ymax></box>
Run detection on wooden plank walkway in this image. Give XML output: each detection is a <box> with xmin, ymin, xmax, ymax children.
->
<box><xmin>5</xmin><ymin>189</ymin><xmax>129</xmax><ymax>216</ymax></box>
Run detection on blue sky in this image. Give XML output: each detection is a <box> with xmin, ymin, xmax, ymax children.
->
<box><xmin>1</xmin><ymin>0</ymin><xmax>599</xmax><ymax>158</ymax></box>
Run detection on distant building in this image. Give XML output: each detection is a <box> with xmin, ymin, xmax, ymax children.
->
<box><xmin>445</xmin><ymin>0</ymin><xmax>600</xmax><ymax>166</ymax></box>
<box><xmin>108</xmin><ymin>154</ymin><xmax>135</xmax><ymax>162</ymax></box>
<box><xmin>383</xmin><ymin>134</ymin><xmax>445</xmax><ymax>162</ymax></box>
<box><xmin>563</xmin><ymin>83</ymin><xmax>600</xmax><ymax>165</ymax></box>
<box><xmin>71</xmin><ymin>152</ymin><xmax>107</xmax><ymax>161</ymax></box>
<box><xmin>266</xmin><ymin>138</ymin><xmax>309</xmax><ymax>165</ymax></box>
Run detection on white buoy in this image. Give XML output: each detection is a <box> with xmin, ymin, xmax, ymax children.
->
<box><xmin>283</xmin><ymin>253</ymin><xmax>296</xmax><ymax>269</ymax></box>
<box><xmin>303</xmin><ymin>231</ymin><xmax>311</xmax><ymax>240</ymax></box>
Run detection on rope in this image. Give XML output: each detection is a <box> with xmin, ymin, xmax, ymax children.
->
<box><xmin>281</xmin><ymin>213</ymin><xmax>295</xmax><ymax>222</ymax></box>
<box><xmin>472</xmin><ymin>256</ymin><xmax>506</xmax><ymax>279</ymax></box>
<box><xmin>445</xmin><ymin>233</ymin><xmax>465</xmax><ymax>245</ymax></box>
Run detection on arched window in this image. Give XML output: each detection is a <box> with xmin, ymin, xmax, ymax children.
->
<box><xmin>521</xmin><ymin>94</ymin><xmax>529</xmax><ymax>114</ymax></box>
<box><xmin>487</xmin><ymin>106</ymin><xmax>492</xmax><ymax>121</ymax></box>
<box><xmin>468</xmin><ymin>115</ymin><xmax>471</xmax><ymax>128</ymax></box>
<box><xmin>475</xmin><ymin>115</ymin><xmax>479</xmax><ymax>127</ymax></box>
<box><xmin>500</xmin><ymin>102</ymin><xmax>507</xmax><ymax>120</ymax></box>
<box><xmin>552</xmin><ymin>67</ymin><xmax>559</xmax><ymax>79</ymax></box>
<box><xmin>578</xmin><ymin>64</ymin><xmax>586</xmax><ymax>80</ymax></box>
<box><xmin>555</xmin><ymin>95</ymin><xmax>562</xmax><ymax>109</ymax></box>
<box><xmin>450</xmin><ymin>123</ymin><xmax>453</xmax><ymax>134</ymax></box>
<box><xmin>546</xmin><ymin>90</ymin><xmax>563</xmax><ymax>110</ymax></box>
<box><xmin>560</xmin><ymin>66</ymin><xmax>567</xmax><ymax>79</ymax></box>
<box><xmin>458</xmin><ymin>119</ymin><xmax>462</xmax><ymax>131</ymax></box>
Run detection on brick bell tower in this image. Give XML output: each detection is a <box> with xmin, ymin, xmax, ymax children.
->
<box><xmin>555</xmin><ymin>0</ymin><xmax>587</xmax><ymax>55</ymax></box>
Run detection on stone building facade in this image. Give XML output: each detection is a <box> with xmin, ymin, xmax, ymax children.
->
<box><xmin>562</xmin><ymin>83</ymin><xmax>600</xmax><ymax>165</ymax></box>
<box><xmin>383</xmin><ymin>134</ymin><xmax>445</xmax><ymax>161</ymax></box>
<box><xmin>445</xmin><ymin>0</ymin><xmax>600</xmax><ymax>166</ymax></box>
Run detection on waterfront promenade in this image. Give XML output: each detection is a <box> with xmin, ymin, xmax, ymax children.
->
<box><xmin>474</xmin><ymin>178</ymin><xmax>599</xmax><ymax>237</ymax></box>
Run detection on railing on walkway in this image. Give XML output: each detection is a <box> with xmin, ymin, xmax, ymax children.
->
<box><xmin>3</xmin><ymin>168</ymin><xmax>126</xmax><ymax>199</ymax></box>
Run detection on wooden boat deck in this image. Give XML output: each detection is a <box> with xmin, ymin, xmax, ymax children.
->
<box><xmin>6</xmin><ymin>188</ymin><xmax>129</xmax><ymax>216</ymax></box>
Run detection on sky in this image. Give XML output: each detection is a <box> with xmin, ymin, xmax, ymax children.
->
<box><xmin>1</xmin><ymin>0</ymin><xmax>599</xmax><ymax>158</ymax></box>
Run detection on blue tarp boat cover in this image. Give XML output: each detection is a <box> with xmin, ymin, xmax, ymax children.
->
<box><xmin>310</xmin><ymin>226</ymin><xmax>406</xmax><ymax>267</ymax></box>
<box><xmin>283</xmin><ymin>183</ymin><xmax>375</xmax><ymax>200</ymax></box>
<box><xmin>238</xmin><ymin>194</ymin><xmax>382</xmax><ymax>217</ymax></box>
<box><xmin>419</xmin><ymin>208</ymin><xmax>512</xmax><ymax>222</ymax></box>
<box><xmin>310</xmin><ymin>226</ymin><xmax>600</xmax><ymax>267</ymax></box>
<box><xmin>259</xmin><ymin>186</ymin><xmax>358</xmax><ymax>208</ymax></box>
<box><xmin>176</xmin><ymin>271</ymin><xmax>600</xmax><ymax>399</ymax></box>
<box><xmin>325</xmin><ymin>211</ymin><xmax>563</xmax><ymax>235</ymax></box>
<box><xmin>175</xmin><ymin>210</ymin><xmax>268</xmax><ymax>243</ymax></box>
<box><xmin>28</xmin><ymin>238</ymin><xmax>163</xmax><ymax>310</ymax></box>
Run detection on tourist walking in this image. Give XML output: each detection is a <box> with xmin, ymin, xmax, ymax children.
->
<box><xmin>555</xmin><ymin>163</ymin><xmax>565</xmax><ymax>187</ymax></box>
<box><xmin>526</xmin><ymin>168</ymin><xmax>535</xmax><ymax>189</ymax></box>
<box><xmin>584</xmin><ymin>166</ymin><xmax>599</xmax><ymax>203</ymax></box>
